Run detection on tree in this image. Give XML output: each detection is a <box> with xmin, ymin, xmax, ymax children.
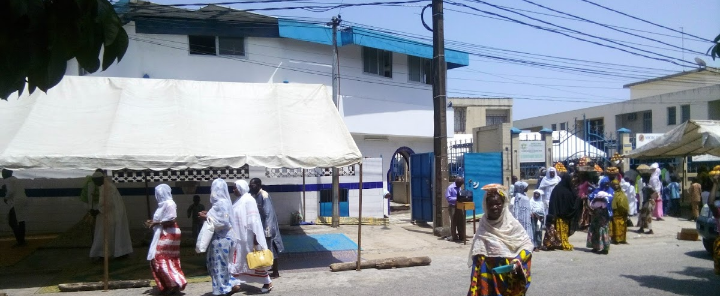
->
<box><xmin>0</xmin><ymin>0</ymin><xmax>129</xmax><ymax>100</ymax></box>
<box><xmin>710</xmin><ymin>33</ymin><xmax>720</xmax><ymax>61</ymax></box>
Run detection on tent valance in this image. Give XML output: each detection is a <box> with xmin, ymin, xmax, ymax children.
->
<box><xmin>625</xmin><ymin>120</ymin><xmax>720</xmax><ymax>159</ymax></box>
<box><xmin>0</xmin><ymin>77</ymin><xmax>362</xmax><ymax>170</ymax></box>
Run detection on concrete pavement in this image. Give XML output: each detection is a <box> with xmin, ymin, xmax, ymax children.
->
<box><xmin>1</xmin><ymin>211</ymin><xmax>718</xmax><ymax>295</ymax></box>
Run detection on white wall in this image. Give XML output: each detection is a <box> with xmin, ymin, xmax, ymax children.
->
<box><xmin>68</xmin><ymin>23</ymin><xmax>458</xmax><ymax>139</ymax></box>
<box><xmin>351</xmin><ymin>135</ymin><xmax>434</xmax><ymax>191</ymax></box>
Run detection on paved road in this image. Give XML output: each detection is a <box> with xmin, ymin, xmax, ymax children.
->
<box><xmin>2</xmin><ymin>216</ymin><xmax>718</xmax><ymax>295</ymax></box>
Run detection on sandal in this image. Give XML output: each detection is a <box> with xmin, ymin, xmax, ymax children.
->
<box><xmin>261</xmin><ymin>284</ymin><xmax>274</xmax><ymax>293</ymax></box>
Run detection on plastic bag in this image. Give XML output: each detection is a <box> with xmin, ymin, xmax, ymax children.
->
<box><xmin>195</xmin><ymin>217</ymin><xmax>215</xmax><ymax>253</ymax></box>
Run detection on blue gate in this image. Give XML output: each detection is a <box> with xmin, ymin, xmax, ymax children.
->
<box><xmin>463</xmin><ymin>152</ymin><xmax>503</xmax><ymax>217</ymax></box>
<box><xmin>411</xmin><ymin>152</ymin><xmax>434</xmax><ymax>222</ymax></box>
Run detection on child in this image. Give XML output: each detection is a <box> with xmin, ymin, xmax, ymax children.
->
<box><xmin>530</xmin><ymin>189</ymin><xmax>545</xmax><ymax>251</ymax></box>
<box><xmin>186</xmin><ymin>195</ymin><xmax>205</xmax><ymax>241</ymax></box>
<box><xmin>668</xmin><ymin>177</ymin><xmax>681</xmax><ymax>217</ymax></box>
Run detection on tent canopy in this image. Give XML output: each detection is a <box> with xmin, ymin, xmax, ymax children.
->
<box><xmin>625</xmin><ymin>120</ymin><xmax>720</xmax><ymax>159</ymax></box>
<box><xmin>0</xmin><ymin>77</ymin><xmax>362</xmax><ymax>170</ymax></box>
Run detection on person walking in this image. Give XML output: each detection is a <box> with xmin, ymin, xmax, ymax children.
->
<box><xmin>230</xmin><ymin>180</ymin><xmax>273</xmax><ymax>293</ymax></box>
<box><xmin>637</xmin><ymin>180</ymin><xmax>657</xmax><ymax>235</ymax></box>
<box><xmin>88</xmin><ymin>170</ymin><xmax>133</xmax><ymax>260</ymax></box>
<box><xmin>649</xmin><ymin>163</ymin><xmax>664</xmax><ymax>221</ymax></box>
<box><xmin>445</xmin><ymin>177</ymin><xmax>465</xmax><ymax>242</ymax></box>
<box><xmin>146</xmin><ymin>184</ymin><xmax>187</xmax><ymax>295</ymax></box>
<box><xmin>467</xmin><ymin>185</ymin><xmax>534</xmax><ymax>296</ymax></box>
<box><xmin>530</xmin><ymin>189</ymin><xmax>545</xmax><ymax>251</ymax></box>
<box><xmin>587</xmin><ymin>191</ymin><xmax>611</xmax><ymax>254</ymax></box>
<box><xmin>667</xmin><ymin>177</ymin><xmax>681</xmax><ymax>217</ymax></box>
<box><xmin>511</xmin><ymin>181</ymin><xmax>533</xmax><ymax>245</ymax></box>
<box><xmin>610</xmin><ymin>180</ymin><xmax>629</xmax><ymax>244</ymax></box>
<box><xmin>538</xmin><ymin>168</ymin><xmax>561</xmax><ymax>216</ymax></box>
<box><xmin>187</xmin><ymin>195</ymin><xmax>205</xmax><ymax>242</ymax></box>
<box><xmin>544</xmin><ymin>175</ymin><xmax>577</xmax><ymax>251</ymax></box>
<box><xmin>199</xmin><ymin>179</ymin><xmax>241</xmax><ymax>296</ymax></box>
<box><xmin>250</xmin><ymin>178</ymin><xmax>284</xmax><ymax>281</ymax></box>
<box><xmin>2</xmin><ymin>169</ymin><xmax>28</xmax><ymax>247</ymax></box>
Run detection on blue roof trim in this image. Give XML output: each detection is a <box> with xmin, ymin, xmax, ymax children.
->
<box><xmin>278</xmin><ymin>19</ymin><xmax>469</xmax><ymax>69</ymax></box>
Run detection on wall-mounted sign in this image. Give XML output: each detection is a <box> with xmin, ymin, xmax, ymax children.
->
<box><xmin>519</xmin><ymin>141</ymin><xmax>545</xmax><ymax>163</ymax></box>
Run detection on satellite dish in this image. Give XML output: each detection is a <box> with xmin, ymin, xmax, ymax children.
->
<box><xmin>695</xmin><ymin>57</ymin><xmax>707</xmax><ymax>68</ymax></box>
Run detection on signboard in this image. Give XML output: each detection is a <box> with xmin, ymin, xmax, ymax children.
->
<box><xmin>691</xmin><ymin>154</ymin><xmax>720</xmax><ymax>162</ymax></box>
<box><xmin>519</xmin><ymin>141</ymin><xmax>545</xmax><ymax>163</ymax></box>
<box><xmin>635</xmin><ymin>133</ymin><xmax>664</xmax><ymax>148</ymax></box>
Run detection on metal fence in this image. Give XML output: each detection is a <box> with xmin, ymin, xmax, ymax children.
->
<box><xmin>448</xmin><ymin>138</ymin><xmax>473</xmax><ymax>178</ymax></box>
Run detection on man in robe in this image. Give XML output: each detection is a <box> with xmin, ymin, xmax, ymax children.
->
<box><xmin>88</xmin><ymin>170</ymin><xmax>133</xmax><ymax>260</ymax></box>
<box><xmin>2</xmin><ymin>169</ymin><xmax>28</xmax><ymax>247</ymax></box>
<box><xmin>250</xmin><ymin>178</ymin><xmax>284</xmax><ymax>279</ymax></box>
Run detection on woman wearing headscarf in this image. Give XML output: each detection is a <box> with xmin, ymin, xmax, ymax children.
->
<box><xmin>538</xmin><ymin>168</ymin><xmax>561</xmax><ymax>216</ymax></box>
<box><xmin>530</xmin><ymin>189</ymin><xmax>545</xmax><ymax>251</ymax></box>
<box><xmin>576</xmin><ymin>172</ymin><xmax>592</xmax><ymax>230</ymax></box>
<box><xmin>467</xmin><ymin>185</ymin><xmax>535</xmax><ymax>296</ymax></box>
<box><xmin>610</xmin><ymin>180</ymin><xmax>629</xmax><ymax>244</ymax></box>
<box><xmin>621</xmin><ymin>177</ymin><xmax>637</xmax><ymax>217</ymax></box>
<box><xmin>587</xmin><ymin>191</ymin><xmax>611</xmax><ymax>254</ymax></box>
<box><xmin>200</xmin><ymin>179</ymin><xmax>241</xmax><ymax>296</ymax></box>
<box><xmin>543</xmin><ymin>174</ymin><xmax>577</xmax><ymax>251</ymax></box>
<box><xmin>512</xmin><ymin>181</ymin><xmax>533</xmax><ymax>243</ymax></box>
<box><xmin>637</xmin><ymin>176</ymin><xmax>657</xmax><ymax>235</ymax></box>
<box><xmin>146</xmin><ymin>184</ymin><xmax>187</xmax><ymax>295</ymax></box>
<box><xmin>649</xmin><ymin>163</ymin><xmax>664</xmax><ymax>221</ymax></box>
<box><xmin>229</xmin><ymin>180</ymin><xmax>274</xmax><ymax>293</ymax></box>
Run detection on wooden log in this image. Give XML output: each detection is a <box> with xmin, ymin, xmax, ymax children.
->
<box><xmin>58</xmin><ymin>280</ymin><xmax>151</xmax><ymax>292</ymax></box>
<box><xmin>376</xmin><ymin>256</ymin><xmax>431</xmax><ymax>269</ymax></box>
<box><xmin>330</xmin><ymin>257</ymin><xmax>407</xmax><ymax>272</ymax></box>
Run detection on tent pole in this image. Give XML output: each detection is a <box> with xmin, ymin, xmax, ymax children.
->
<box><xmin>145</xmin><ymin>170</ymin><xmax>151</xmax><ymax>219</ymax></box>
<box><xmin>356</xmin><ymin>162</ymin><xmax>363</xmax><ymax>271</ymax></box>
<box><xmin>103</xmin><ymin>174</ymin><xmax>110</xmax><ymax>291</ymax></box>
<box><xmin>302</xmin><ymin>169</ymin><xmax>306</xmax><ymax>221</ymax></box>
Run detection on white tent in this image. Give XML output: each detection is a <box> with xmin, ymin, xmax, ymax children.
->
<box><xmin>0</xmin><ymin>76</ymin><xmax>362</xmax><ymax>170</ymax></box>
<box><xmin>520</xmin><ymin>131</ymin><xmax>606</xmax><ymax>162</ymax></box>
<box><xmin>625</xmin><ymin>120</ymin><xmax>720</xmax><ymax>159</ymax></box>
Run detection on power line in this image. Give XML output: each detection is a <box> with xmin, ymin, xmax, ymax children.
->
<box><xmin>579</xmin><ymin>0</ymin><xmax>714</xmax><ymax>43</ymax></box>
<box><xmin>453</xmin><ymin>0</ymin><xmax>694</xmax><ymax>66</ymax></box>
<box><xmin>518</xmin><ymin>0</ymin><xmax>706</xmax><ymax>56</ymax></box>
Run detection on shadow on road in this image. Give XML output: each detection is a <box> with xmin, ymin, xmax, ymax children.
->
<box><xmin>622</xmin><ymin>266</ymin><xmax>720</xmax><ymax>295</ymax></box>
<box><xmin>684</xmin><ymin>250</ymin><xmax>713</xmax><ymax>260</ymax></box>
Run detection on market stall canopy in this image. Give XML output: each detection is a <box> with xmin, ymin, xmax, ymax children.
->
<box><xmin>625</xmin><ymin>120</ymin><xmax>720</xmax><ymax>159</ymax></box>
<box><xmin>0</xmin><ymin>77</ymin><xmax>362</xmax><ymax>170</ymax></box>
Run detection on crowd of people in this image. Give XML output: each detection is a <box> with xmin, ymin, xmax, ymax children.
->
<box><xmin>463</xmin><ymin>160</ymin><xmax>716</xmax><ymax>296</ymax></box>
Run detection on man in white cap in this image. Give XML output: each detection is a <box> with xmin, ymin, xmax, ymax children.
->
<box><xmin>88</xmin><ymin>170</ymin><xmax>133</xmax><ymax>260</ymax></box>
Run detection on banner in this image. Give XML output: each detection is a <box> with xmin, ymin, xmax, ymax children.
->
<box><xmin>519</xmin><ymin>141</ymin><xmax>545</xmax><ymax>163</ymax></box>
<box><xmin>635</xmin><ymin>133</ymin><xmax>664</xmax><ymax>148</ymax></box>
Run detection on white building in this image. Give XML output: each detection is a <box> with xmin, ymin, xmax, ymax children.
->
<box><xmin>514</xmin><ymin>68</ymin><xmax>720</xmax><ymax>142</ymax></box>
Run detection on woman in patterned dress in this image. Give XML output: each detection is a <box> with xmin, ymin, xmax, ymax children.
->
<box><xmin>146</xmin><ymin>184</ymin><xmax>187</xmax><ymax>295</ymax></box>
<box><xmin>467</xmin><ymin>185</ymin><xmax>535</xmax><ymax>296</ymax></box>
<box><xmin>587</xmin><ymin>191</ymin><xmax>611</xmax><ymax>254</ymax></box>
<box><xmin>200</xmin><ymin>179</ymin><xmax>242</xmax><ymax>296</ymax></box>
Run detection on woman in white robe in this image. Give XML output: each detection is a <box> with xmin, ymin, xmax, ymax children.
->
<box><xmin>89</xmin><ymin>172</ymin><xmax>133</xmax><ymax>259</ymax></box>
<box><xmin>230</xmin><ymin>180</ymin><xmax>273</xmax><ymax>293</ymax></box>
<box><xmin>538</xmin><ymin>167</ymin><xmax>561</xmax><ymax>216</ymax></box>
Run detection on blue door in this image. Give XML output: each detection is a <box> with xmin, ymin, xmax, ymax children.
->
<box><xmin>463</xmin><ymin>152</ymin><xmax>503</xmax><ymax>217</ymax></box>
<box><xmin>411</xmin><ymin>152</ymin><xmax>434</xmax><ymax>222</ymax></box>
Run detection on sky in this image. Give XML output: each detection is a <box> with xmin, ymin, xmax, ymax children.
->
<box><xmin>152</xmin><ymin>0</ymin><xmax>720</xmax><ymax>120</ymax></box>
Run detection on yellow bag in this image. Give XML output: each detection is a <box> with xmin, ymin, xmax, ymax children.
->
<box><xmin>246</xmin><ymin>248</ymin><xmax>274</xmax><ymax>270</ymax></box>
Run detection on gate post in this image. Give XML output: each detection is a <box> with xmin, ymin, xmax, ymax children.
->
<box><xmin>510</xmin><ymin>127</ymin><xmax>521</xmax><ymax>184</ymax></box>
<box><xmin>618</xmin><ymin>128</ymin><xmax>631</xmax><ymax>173</ymax></box>
<box><xmin>539</xmin><ymin>128</ymin><xmax>553</xmax><ymax>170</ymax></box>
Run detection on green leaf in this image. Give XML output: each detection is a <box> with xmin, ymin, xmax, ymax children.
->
<box><xmin>102</xmin><ymin>29</ymin><xmax>128</xmax><ymax>71</ymax></box>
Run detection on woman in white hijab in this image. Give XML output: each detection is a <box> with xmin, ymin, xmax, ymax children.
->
<box><xmin>229</xmin><ymin>180</ymin><xmax>273</xmax><ymax>293</ymax></box>
<box><xmin>538</xmin><ymin>167</ymin><xmax>561</xmax><ymax>215</ymax></box>
<box><xmin>200</xmin><ymin>179</ymin><xmax>242</xmax><ymax>296</ymax></box>
<box><xmin>649</xmin><ymin>163</ymin><xmax>664</xmax><ymax>221</ymax></box>
<box><xmin>146</xmin><ymin>184</ymin><xmax>187</xmax><ymax>294</ymax></box>
<box><xmin>467</xmin><ymin>185</ymin><xmax>535</xmax><ymax>296</ymax></box>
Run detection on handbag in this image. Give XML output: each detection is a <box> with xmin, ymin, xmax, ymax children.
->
<box><xmin>195</xmin><ymin>217</ymin><xmax>215</xmax><ymax>253</ymax></box>
<box><xmin>246</xmin><ymin>247</ymin><xmax>274</xmax><ymax>270</ymax></box>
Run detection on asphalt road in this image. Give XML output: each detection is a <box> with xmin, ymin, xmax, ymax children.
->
<box><xmin>3</xmin><ymin>216</ymin><xmax>718</xmax><ymax>296</ymax></box>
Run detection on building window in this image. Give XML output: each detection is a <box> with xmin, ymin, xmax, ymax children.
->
<box><xmin>408</xmin><ymin>56</ymin><xmax>432</xmax><ymax>84</ymax></box>
<box><xmin>218</xmin><ymin>37</ymin><xmax>245</xmax><ymax>56</ymax></box>
<box><xmin>643</xmin><ymin>111</ymin><xmax>652</xmax><ymax>133</ymax></box>
<box><xmin>551</xmin><ymin>124</ymin><xmax>557</xmax><ymax>131</ymax></box>
<box><xmin>189</xmin><ymin>36</ymin><xmax>246</xmax><ymax>56</ymax></box>
<box><xmin>667</xmin><ymin>106</ymin><xmax>676</xmax><ymax>125</ymax></box>
<box><xmin>454</xmin><ymin>107</ymin><xmax>466</xmax><ymax>133</ymax></box>
<box><xmin>681</xmin><ymin>105</ymin><xmax>690</xmax><ymax>123</ymax></box>
<box><xmin>363</xmin><ymin>47</ymin><xmax>392</xmax><ymax>78</ymax></box>
<box><xmin>189</xmin><ymin>35</ymin><xmax>216</xmax><ymax>55</ymax></box>
<box><xmin>486</xmin><ymin>115</ymin><xmax>506</xmax><ymax>126</ymax></box>
<box><xmin>560</xmin><ymin>122</ymin><xmax>566</xmax><ymax>130</ymax></box>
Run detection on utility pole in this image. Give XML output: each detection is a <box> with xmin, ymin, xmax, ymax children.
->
<box><xmin>431</xmin><ymin>0</ymin><xmax>448</xmax><ymax>234</ymax></box>
<box><xmin>330</xmin><ymin>15</ymin><xmax>342</xmax><ymax>228</ymax></box>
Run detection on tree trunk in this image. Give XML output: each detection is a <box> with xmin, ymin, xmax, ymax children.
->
<box><xmin>58</xmin><ymin>280</ymin><xmax>151</xmax><ymax>292</ymax></box>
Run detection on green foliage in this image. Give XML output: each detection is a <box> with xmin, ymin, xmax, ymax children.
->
<box><xmin>0</xmin><ymin>0</ymin><xmax>128</xmax><ymax>100</ymax></box>
<box><xmin>709</xmin><ymin>33</ymin><xmax>720</xmax><ymax>61</ymax></box>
